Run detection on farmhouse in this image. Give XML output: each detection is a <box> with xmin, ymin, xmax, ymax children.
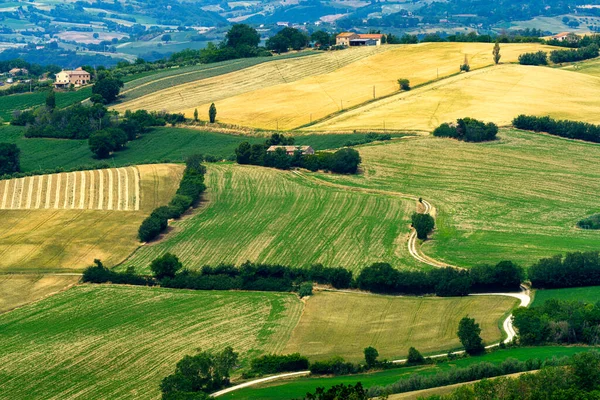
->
<box><xmin>267</xmin><ymin>145</ymin><xmax>315</xmax><ymax>155</ymax></box>
<box><xmin>336</xmin><ymin>32</ymin><xmax>383</xmax><ymax>47</ymax></box>
<box><xmin>551</xmin><ymin>32</ymin><xmax>575</xmax><ymax>41</ymax></box>
<box><xmin>9</xmin><ymin>68</ymin><xmax>28</xmax><ymax>76</ymax></box>
<box><xmin>54</xmin><ymin>67</ymin><xmax>91</xmax><ymax>88</ymax></box>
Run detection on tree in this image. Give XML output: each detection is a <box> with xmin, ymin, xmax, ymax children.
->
<box><xmin>92</xmin><ymin>77</ymin><xmax>124</xmax><ymax>104</ymax></box>
<box><xmin>266</xmin><ymin>34</ymin><xmax>290</xmax><ymax>54</ymax></box>
<box><xmin>209</xmin><ymin>103</ymin><xmax>217</xmax><ymax>123</ymax></box>
<box><xmin>364</xmin><ymin>346</ymin><xmax>379</xmax><ymax>368</ymax></box>
<box><xmin>93</xmin><ymin>32</ymin><xmax>99</xmax><ymax>39</ymax></box>
<box><xmin>460</xmin><ymin>54</ymin><xmax>470</xmax><ymax>72</ymax></box>
<box><xmin>407</xmin><ymin>347</ymin><xmax>425</xmax><ymax>364</ymax></box>
<box><xmin>161</xmin><ymin>347</ymin><xmax>239</xmax><ymax>398</ymax></box>
<box><xmin>329</xmin><ymin>148</ymin><xmax>361</xmax><ymax>174</ymax></box>
<box><xmin>411</xmin><ymin>212</ymin><xmax>435</xmax><ymax>240</ymax></box>
<box><xmin>493</xmin><ymin>42</ymin><xmax>501</xmax><ymax>64</ymax></box>
<box><xmin>397</xmin><ymin>78</ymin><xmax>410</xmax><ymax>91</ymax></box>
<box><xmin>303</xmin><ymin>383</ymin><xmax>368</xmax><ymax>400</ymax></box>
<box><xmin>225</xmin><ymin>24</ymin><xmax>260</xmax><ymax>49</ymax></box>
<box><xmin>311</xmin><ymin>31</ymin><xmax>331</xmax><ymax>46</ymax></box>
<box><xmin>45</xmin><ymin>90</ymin><xmax>56</xmax><ymax>110</ymax></box>
<box><xmin>0</xmin><ymin>143</ymin><xmax>20</xmax><ymax>174</ymax></box>
<box><xmin>88</xmin><ymin>130</ymin><xmax>115</xmax><ymax>159</ymax></box>
<box><xmin>298</xmin><ymin>282</ymin><xmax>313</xmax><ymax>298</ymax></box>
<box><xmin>193</xmin><ymin>108</ymin><xmax>198</xmax><ymax>121</ymax></box>
<box><xmin>150</xmin><ymin>253</ymin><xmax>183</xmax><ymax>280</ymax></box>
<box><xmin>235</xmin><ymin>142</ymin><xmax>252</xmax><ymax>164</ymax></box>
<box><xmin>162</xmin><ymin>34</ymin><xmax>172</xmax><ymax>43</ymax></box>
<box><xmin>457</xmin><ymin>316</ymin><xmax>485</xmax><ymax>355</ymax></box>
<box><xmin>572</xmin><ymin>350</ymin><xmax>600</xmax><ymax>391</ymax></box>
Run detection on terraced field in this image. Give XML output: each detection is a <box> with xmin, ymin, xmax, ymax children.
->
<box><xmin>0</xmin><ymin>167</ymin><xmax>140</xmax><ymax>211</ymax></box>
<box><xmin>0</xmin><ymin>285</ymin><xmax>302</xmax><ymax>399</ymax></box>
<box><xmin>195</xmin><ymin>43</ymin><xmax>555</xmax><ymax>130</ymax></box>
<box><xmin>0</xmin><ymin>164</ymin><xmax>182</xmax><ymax>272</ymax></box>
<box><xmin>307</xmin><ymin>130</ymin><xmax>600</xmax><ymax>267</ymax></box>
<box><xmin>308</xmin><ymin>64</ymin><xmax>600</xmax><ymax>132</ymax></box>
<box><xmin>283</xmin><ymin>291</ymin><xmax>517</xmax><ymax>362</ymax></box>
<box><xmin>112</xmin><ymin>45</ymin><xmax>393</xmax><ymax>116</ymax></box>
<box><xmin>124</xmin><ymin>163</ymin><xmax>415</xmax><ymax>273</ymax></box>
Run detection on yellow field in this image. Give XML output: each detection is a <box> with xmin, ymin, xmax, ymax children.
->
<box><xmin>199</xmin><ymin>43</ymin><xmax>554</xmax><ymax>130</ymax></box>
<box><xmin>0</xmin><ymin>274</ymin><xmax>79</xmax><ymax>314</ymax></box>
<box><xmin>113</xmin><ymin>46</ymin><xmax>390</xmax><ymax>115</ymax></box>
<box><xmin>308</xmin><ymin>64</ymin><xmax>600</xmax><ymax>132</ymax></box>
<box><xmin>282</xmin><ymin>291</ymin><xmax>517</xmax><ymax>361</ymax></box>
<box><xmin>0</xmin><ymin>164</ymin><xmax>183</xmax><ymax>272</ymax></box>
<box><xmin>113</xmin><ymin>43</ymin><xmax>553</xmax><ymax>130</ymax></box>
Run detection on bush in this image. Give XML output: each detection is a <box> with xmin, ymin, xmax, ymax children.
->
<box><xmin>309</xmin><ymin>357</ymin><xmax>360</xmax><ymax>375</ymax></box>
<box><xmin>329</xmin><ymin>148</ymin><xmax>361</xmax><ymax>174</ymax></box>
<box><xmin>411</xmin><ymin>212</ymin><xmax>435</xmax><ymax>240</ymax></box>
<box><xmin>150</xmin><ymin>253</ymin><xmax>183</xmax><ymax>279</ymax></box>
<box><xmin>298</xmin><ymin>282</ymin><xmax>313</xmax><ymax>297</ymax></box>
<box><xmin>138</xmin><ymin>214</ymin><xmax>166</xmax><ymax>242</ymax></box>
<box><xmin>578</xmin><ymin>214</ymin><xmax>600</xmax><ymax>230</ymax></box>
<box><xmin>0</xmin><ymin>143</ymin><xmax>20</xmax><ymax>175</ymax></box>
<box><xmin>407</xmin><ymin>347</ymin><xmax>425</xmax><ymax>364</ymax></box>
<box><xmin>518</xmin><ymin>51</ymin><xmax>548</xmax><ymax>65</ymax></box>
<box><xmin>398</xmin><ymin>78</ymin><xmax>410</xmax><ymax>90</ymax></box>
<box><xmin>433</xmin><ymin>118</ymin><xmax>498</xmax><ymax>142</ymax></box>
<box><xmin>250</xmin><ymin>353</ymin><xmax>309</xmax><ymax>375</ymax></box>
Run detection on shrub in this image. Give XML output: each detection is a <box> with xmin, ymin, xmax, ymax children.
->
<box><xmin>298</xmin><ymin>282</ymin><xmax>313</xmax><ymax>297</ymax></box>
<box><xmin>150</xmin><ymin>253</ymin><xmax>183</xmax><ymax>279</ymax></box>
<box><xmin>433</xmin><ymin>118</ymin><xmax>497</xmax><ymax>142</ymax></box>
<box><xmin>250</xmin><ymin>353</ymin><xmax>309</xmax><ymax>375</ymax></box>
<box><xmin>407</xmin><ymin>347</ymin><xmax>425</xmax><ymax>364</ymax></box>
<box><xmin>411</xmin><ymin>212</ymin><xmax>435</xmax><ymax>240</ymax></box>
<box><xmin>309</xmin><ymin>357</ymin><xmax>360</xmax><ymax>375</ymax></box>
<box><xmin>578</xmin><ymin>214</ymin><xmax>600</xmax><ymax>230</ymax></box>
<box><xmin>329</xmin><ymin>148</ymin><xmax>361</xmax><ymax>174</ymax></box>
<box><xmin>138</xmin><ymin>214</ymin><xmax>166</xmax><ymax>242</ymax></box>
<box><xmin>518</xmin><ymin>51</ymin><xmax>548</xmax><ymax>65</ymax></box>
<box><xmin>0</xmin><ymin>143</ymin><xmax>20</xmax><ymax>175</ymax></box>
<box><xmin>398</xmin><ymin>78</ymin><xmax>410</xmax><ymax>90</ymax></box>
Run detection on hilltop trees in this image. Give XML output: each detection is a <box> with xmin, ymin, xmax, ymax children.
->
<box><xmin>493</xmin><ymin>42</ymin><xmax>501</xmax><ymax>64</ymax></box>
<box><xmin>457</xmin><ymin>317</ymin><xmax>485</xmax><ymax>355</ymax></box>
<box><xmin>0</xmin><ymin>143</ymin><xmax>20</xmax><ymax>175</ymax></box>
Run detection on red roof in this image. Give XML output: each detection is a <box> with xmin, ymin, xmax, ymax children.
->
<box><xmin>357</xmin><ymin>34</ymin><xmax>383</xmax><ymax>39</ymax></box>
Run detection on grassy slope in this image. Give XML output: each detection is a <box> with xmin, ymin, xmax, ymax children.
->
<box><xmin>283</xmin><ymin>291</ymin><xmax>517</xmax><ymax>362</ymax></box>
<box><xmin>308</xmin><ymin>64</ymin><xmax>600</xmax><ymax>132</ymax></box>
<box><xmin>112</xmin><ymin>45</ymin><xmax>392</xmax><ymax>116</ymax></box>
<box><xmin>0</xmin><ymin>125</ymin><xmax>383</xmax><ymax>172</ymax></box>
<box><xmin>223</xmin><ymin>347</ymin><xmax>590</xmax><ymax>400</ymax></box>
<box><xmin>201</xmin><ymin>43</ymin><xmax>555</xmax><ymax>130</ymax></box>
<box><xmin>0</xmin><ymin>285</ymin><xmax>302</xmax><ymax>400</ymax></box>
<box><xmin>124</xmin><ymin>163</ymin><xmax>415</xmax><ymax>273</ymax></box>
<box><xmin>532</xmin><ymin>286</ymin><xmax>600</xmax><ymax>306</ymax></box>
<box><xmin>0</xmin><ymin>164</ymin><xmax>182</xmax><ymax>272</ymax></box>
<box><xmin>0</xmin><ymin>87</ymin><xmax>92</xmax><ymax>121</ymax></box>
<box><xmin>0</xmin><ymin>274</ymin><xmax>79</xmax><ymax>314</ymax></box>
<box><xmin>308</xmin><ymin>130</ymin><xmax>600</xmax><ymax>268</ymax></box>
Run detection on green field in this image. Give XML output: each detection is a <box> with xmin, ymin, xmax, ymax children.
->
<box><xmin>307</xmin><ymin>129</ymin><xmax>600</xmax><ymax>268</ymax></box>
<box><xmin>223</xmin><ymin>346</ymin><xmax>592</xmax><ymax>400</ymax></box>
<box><xmin>532</xmin><ymin>286</ymin><xmax>600</xmax><ymax>306</ymax></box>
<box><xmin>123</xmin><ymin>163</ymin><xmax>415</xmax><ymax>272</ymax></box>
<box><xmin>282</xmin><ymin>291</ymin><xmax>516</xmax><ymax>362</ymax></box>
<box><xmin>0</xmin><ymin>285</ymin><xmax>302</xmax><ymax>399</ymax></box>
<box><xmin>0</xmin><ymin>87</ymin><xmax>92</xmax><ymax>121</ymax></box>
<box><xmin>0</xmin><ymin>125</ymin><xmax>385</xmax><ymax>172</ymax></box>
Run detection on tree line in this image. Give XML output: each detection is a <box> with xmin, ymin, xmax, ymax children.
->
<box><xmin>433</xmin><ymin>118</ymin><xmax>498</xmax><ymax>142</ymax></box>
<box><xmin>514</xmin><ymin>298</ymin><xmax>600</xmax><ymax>346</ymax></box>
<box><xmin>138</xmin><ymin>155</ymin><xmax>206</xmax><ymax>242</ymax></box>
<box><xmin>513</xmin><ymin>114</ymin><xmax>600</xmax><ymax>143</ymax></box>
<box><xmin>550</xmin><ymin>43</ymin><xmax>599</xmax><ymax>63</ymax></box>
<box><xmin>529</xmin><ymin>251</ymin><xmax>600</xmax><ymax>289</ymax></box>
<box><xmin>235</xmin><ymin>133</ymin><xmax>362</xmax><ymax>174</ymax></box>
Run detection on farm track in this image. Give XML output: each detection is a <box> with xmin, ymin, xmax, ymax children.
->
<box><xmin>0</xmin><ymin>167</ymin><xmax>141</xmax><ymax>211</ymax></box>
<box><xmin>211</xmin><ymin>171</ymin><xmax>531</xmax><ymax>397</ymax></box>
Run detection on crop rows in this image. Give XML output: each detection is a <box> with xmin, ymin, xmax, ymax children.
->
<box><xmin>0</xmin><ymin>285</ymin><xmax>303</xmax><ymax>399</ymax></box>
<box><xmin>0</xmin><ymin>167</ymin><xmax>140</xmax><ymax>211</ymax></box>
<box><xmin>113</xmin><ymin>46</ymin><xmax>389</xmax><ymax>115</ymax></box>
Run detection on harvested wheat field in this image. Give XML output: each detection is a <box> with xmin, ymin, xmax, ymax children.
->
<box><xmin>0</xmin><ymin>274</ymin><xmax>79</xmax><ymax>314</ymax></box>
<box><xmin>115</xmin><ymin>43</ymin><xmax>553</xmax><ymax>130</ymax></box>
<box><xmin>0</xmin><ymin>164</ymin><xmax>183</xmax><ymax>272</ymax></box>
<box><xmin>283</xmin><ymin>291</ymin><xmax>517</xmax><ymax>362</ymax></box>
<box><xmin>123</xmin><ymin>163</ymin><xmax>416</xmax><ymax>273</ymax></box>
<box><xmin>113</xmin><ymin>45</ymin><xmax>389</xmax><ymax>115</ymax></box>
<box><xmin>192</xmin><ymin>42</ymin><xmax>553</xmax><ymax>130</ymax></box>
<box><xmin>308</xmin><ymin>64</ymin><xmax>600</xmax><ymax>132</ymax></box>
<box><xmin>0</xmin><ymin>285</ymin><xmax>302</xmax><ymax>399</ymax></box>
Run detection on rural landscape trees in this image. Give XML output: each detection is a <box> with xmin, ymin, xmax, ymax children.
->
<box><xmin>457</xmin><ymin>317</ymin><xmax>485</xmax><ymax>355</ymax></box>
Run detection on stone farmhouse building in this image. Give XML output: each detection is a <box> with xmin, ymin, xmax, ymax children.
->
<box><xmin>54</xmin><ymin>67</ymin><xmax>91</xmax><ymax>88</ymax></box>
<box><xmin>336</xmin><ymin>32</ymin><xmax>383</xmax><ymax>46</ymax></box>
<box><xmin>267</xmin><ymin>145</ymin><xmax>315</xmax><ymax>155</ymax></box>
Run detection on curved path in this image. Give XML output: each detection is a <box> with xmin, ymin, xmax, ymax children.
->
<box><xmin>211</xmin><ymin>172</ymin><xmax>531</xmax><ymax>397</ymax></box>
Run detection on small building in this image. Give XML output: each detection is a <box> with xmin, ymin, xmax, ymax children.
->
<box><xmin>551</xmin><ymin>32</ymin><xmax>573</xmax><ymax>41</ymax></box>
<box><xmin>267</xmin><ymin>145</ymin><xmax>315</xmax><ymax>156</ymax></box>
<box><xmin>54</xmin><ymin>67</ymin><xmax>91</xmax><ymax>88</ymax></box>
<box><xmin>336</xmin><ymin>32</ymin><xmax>383</xmax><ymax>47</ymax></box>
<box><xmin>9</xmin><ymin>68</ymin><xmax>28</xmax><ymax>76</ymax></box>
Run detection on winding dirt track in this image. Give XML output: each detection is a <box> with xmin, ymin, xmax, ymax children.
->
<box><xmin>210</xmin><ymin>170</ymin><xmax>531</xmax><ymax>398</ymax></box>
